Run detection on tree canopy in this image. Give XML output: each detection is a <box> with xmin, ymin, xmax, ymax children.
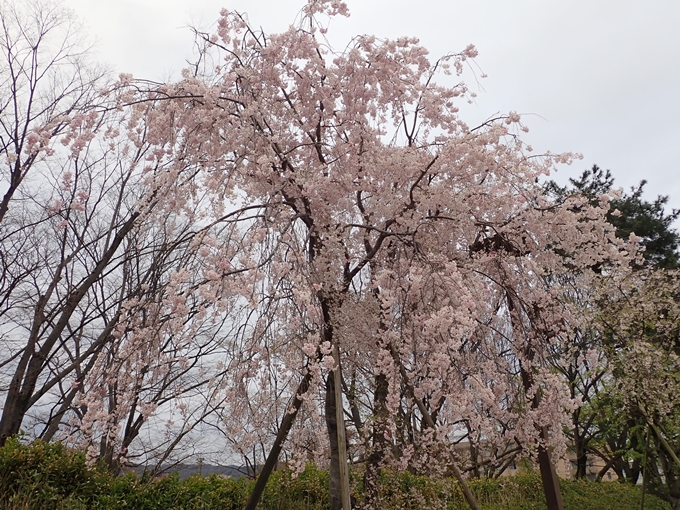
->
<box><xmin>3</xmin><ymin>2</ymin><xmax>678</xmax><ymax>510</ymax></box>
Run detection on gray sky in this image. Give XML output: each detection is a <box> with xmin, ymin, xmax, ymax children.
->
<box><xmin>65</xmin><ymin>0</ymin><xmax>680</xmax><ymax>214</ymax></box>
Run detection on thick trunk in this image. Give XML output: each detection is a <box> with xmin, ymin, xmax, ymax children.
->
<box><xmin>537</xmin><ymin>426</ymin><xmax>565</xmax><ymax>510</ymax></box>
<box><xmin>574</xmin><ymin>435</ymin><xmax>587</xmax><ymax>479</ymax></box>
<box><xmin>519</xmin><ymin>363</ymin><xmax>564</xmax><ymax>510</ymax></box>
<box><xmin>0</xmin><ymin>394</ymin><xmax>27</xmax><ymax>446</ymax></box>
<box><xmin>364</xmin><ymin>372</ymin><xmax>388</xmax><ymax>507</ymax></box>
<box><xmin>325</xmin><ymin>359</ymin><xmax>352</xmax><ymax>510</ymax></box>
<box><xmin>319</xmin><ymin>293</ymin><xmax>351</xmax><ymax>510</ymax></box>
<box><xmin>0</xmin><ymin>305</ymin><xmax>46</xmax><ymax>446</ymax></box>
<box><xmin>326</xmin><ymin>372</ymin><xmax>343</xmax><ymax>510</ymax></box>
<box><xmin>508</xmin><ymin>290</ymin><xmax>564</xmax><ymax>510</ymax></box>
<box><xmin>0</xmin><ymin>354</ymin><xmax>48</xmax><ymax>443</ymax></box>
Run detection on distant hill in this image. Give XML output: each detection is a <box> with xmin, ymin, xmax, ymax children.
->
<box><xmin>129</xmin><ymin>463</ymin><xmax>252</xmax><ymax>479</ymax></box>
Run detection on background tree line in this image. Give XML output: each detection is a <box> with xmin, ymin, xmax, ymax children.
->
<box><xmin>547</xmin><ymin>166</ymin><xmax>680</xmax><ymax>507</ymax></box>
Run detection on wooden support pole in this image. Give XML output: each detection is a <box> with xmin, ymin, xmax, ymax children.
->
<box><xmin>333</xmin><ymin>341</ymin><xmax>352</xmax><ymax>510</ymax></box>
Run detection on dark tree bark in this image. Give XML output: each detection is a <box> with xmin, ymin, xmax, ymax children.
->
<box><xmin>0</xmin><ymin>214</ymin><xmax>139</xmax><ymax>446</ymax></box>
<box><xmin>244</xmin><ymin>371</ymin><xmax>312</xmax><ymax>510</ymax></box>
<box><xmin>509</xmin><ymin>291</ymin><xmax>564</xmax><ymax>510</ymax></box>
<box><xmin>325</xmin><ymin>372</ymin><xmax>343</xmax><ymax>510</ymax></box>
<box><xmin>363</xmin><ymin>372</ymin><xmax>388</xmax><ymax>507</ymax></box>
<box><xmin>573</xmin><ymin>431</ymin><xmax>587</xmax><ymax>479</ymax></box>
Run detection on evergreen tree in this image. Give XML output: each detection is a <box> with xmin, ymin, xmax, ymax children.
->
<box><xmin>547</xmin><ymin>165</ymin><xmax>680</xmax><ymax>269</ymax></box>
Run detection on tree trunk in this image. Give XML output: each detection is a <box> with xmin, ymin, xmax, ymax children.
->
<box><xmin>508</xmin><ymin>290</ymin><xmax>564</xmax><ymax>510</ymax></box>
<box><xmin>537</xmin><ymin>426</ymin><xmax>565</xmax><ymax>510</ymax></box>
<box><xmin>244</xmin><ymin>371</ymin><xmax>312</xmax><ymax>510</ymax></box>
<box><xmin>0</xmin><ymin>393</ymin><xmax>26</xmax><ymax>447</ymax></box>
<box><xmin>574</xmin><ymin>432</ymin><xmax>587</xmax><ymax>479</ymax></box>
<box><xmin>520</xmin><ymin>363</ymin><xmax>564</xmax><ymax>510</ymax></box>
<box><xmin>364</xmin><ymin>372</ymin><xmax>388</xmax><ymax>507</ymax></box>
<box><xmin>520</xmin><ymin>366</ymin><xmax>564</xmax><ymax>510</ymax></box>
<box><xmin>318</xmin><ymin>293</ymin><xmax>352</xmax><ymax>509</ymax></box>
<box><xmin>326</xmin><ymin>372</ymin><xmax>343</xmax><ymax>510</ymax></box>
<box><xmin>388</xmin><ymin>343</ymin><xmax>481</xmax><ymax>510</ymax></box>
<box><xmin>0</xmin><ymin>213</ymin><xmax>140</xmax><ymax>446</ymax></box>
<box><xmin>333</xmin><ymin>349</ymin><xmax>352</xmax><ymax>510</ymax></box>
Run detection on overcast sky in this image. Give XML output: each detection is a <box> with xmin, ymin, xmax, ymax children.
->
<box><xmin>64</xmin><ymin>0</ymin><xmax>680</xmax><ymax>215</ymax></box>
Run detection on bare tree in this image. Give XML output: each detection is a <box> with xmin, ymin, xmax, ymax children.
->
<box><xmin>0</xmin><ymin>2</ymin><xmax>260</xmax><ymax>462</ymax></box>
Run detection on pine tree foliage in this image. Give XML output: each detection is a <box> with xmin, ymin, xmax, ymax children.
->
<box><xmin>547</xmin><ymin>165</ymin><xmax>680</xmax><ymax>269</ymax></box>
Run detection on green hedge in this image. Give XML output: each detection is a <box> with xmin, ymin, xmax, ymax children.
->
<box><xmin>0</xmin><ymin>438</ymin><xmax>671</xmax><ymax>509</ymax></box>
<box><xmin>368</xmin><ymin>470</ymin><xmax>671</xmax><ymax>510</ymax></box>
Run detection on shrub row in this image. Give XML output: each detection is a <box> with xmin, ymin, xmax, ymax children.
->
<box><xmin>0</xmin><ymin>438</ymin><xmax>670</xmax><ymax>509</ymax></box>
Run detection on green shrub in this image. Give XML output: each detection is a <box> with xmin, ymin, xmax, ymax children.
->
<box><xmin>468</xmin><ymin>472</ymin><xmax>671</xmax><ymax>510</ymax></box>
<box><xmin>0</xmin><ymin>436</ymin><xmax>93</xmax><ymax>509</ymax></box>
<box><xmin>257</xmin><ymin>465</ymin><xmax>330</xmax><ymax>510</ymax></box>
<box><xmin>0</xmin><ymin>438</ymin><xmax>672</xmax><ymax>509</ymax></box>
